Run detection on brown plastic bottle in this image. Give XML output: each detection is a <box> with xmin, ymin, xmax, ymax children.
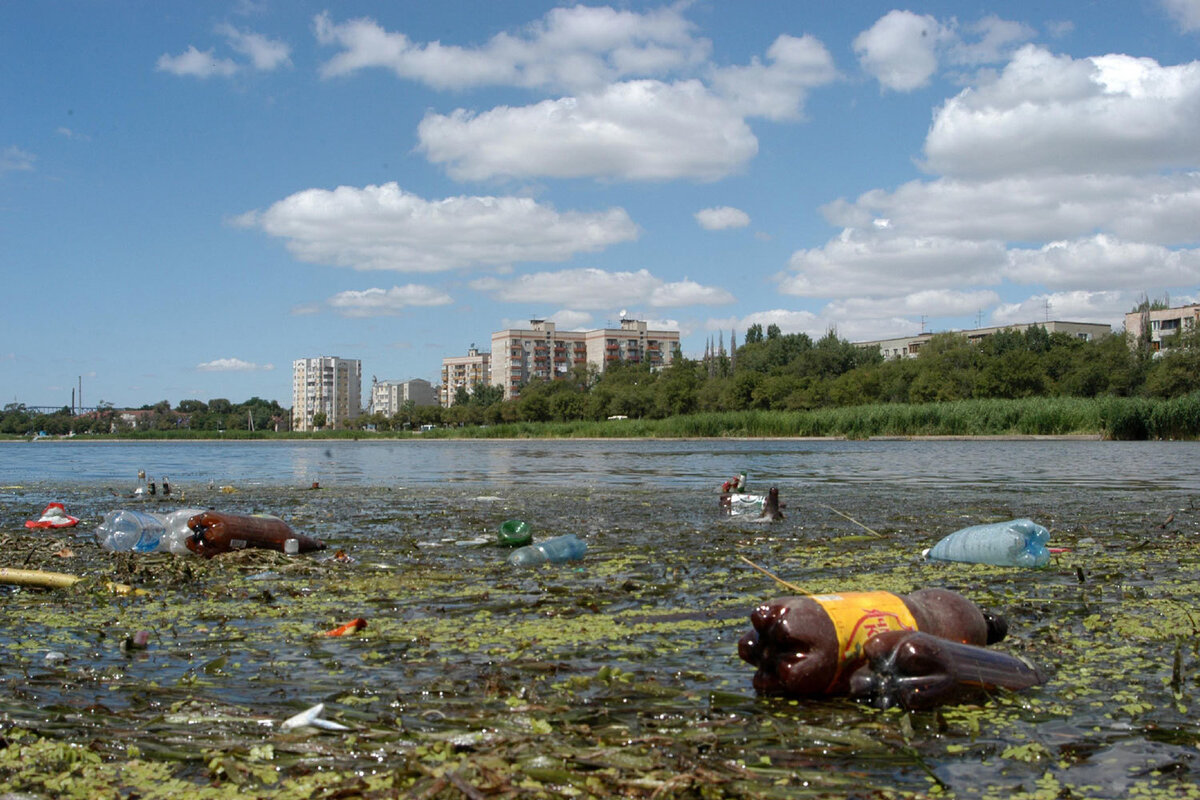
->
<box><xmin>847</xmin><ymin>630</ymin><xmax>1046</xmax><ymax>710</ymax></box>
<box><xmin>737</xmin><ymin>588</ymin><xmax>1007</xmax><ymax>696</ymax></box>
<box><xmin>185</xmin><ymin>511</ymin><xmax>326</xmax><ymax>558</ymax></box>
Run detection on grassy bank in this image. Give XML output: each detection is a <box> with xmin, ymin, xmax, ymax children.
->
<box><xmin>17</xmin><ymin>393</ymin><xmax>1200</xmax><ymax>441</ymax></box>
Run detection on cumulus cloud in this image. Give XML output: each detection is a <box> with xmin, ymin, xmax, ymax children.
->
<box><xmin>709</xmin><ymin>33</ymin><xmax>838</xmax><ymax>120</ymax></box>
<box><xmin>991</xmin><ymin>290</ymin><xmax>1129</xmax><ymax>326</ymax></box>
<box><xmin>471</xmin><ymin>267</ymin><xmax>733</xmax><ymax>310</ymax></box>
<box><xmin>695</xmin><ymin>206</ymin><xmax>750</xmax><ymax>230</ymax></box>
<box><xmin>235</xmin><ymin>182</ymin><xmax>638</xmax><ymax>272</ymax></box>
<box><xmin>825</xmin><ymin>289</ymin><xmax>1001</xmax><ymax>320</ymax></box>
<box><xmin>417</xmin><ymin>80</ymin><xmax>758</xmax><ymax>182</ymax></box>
<box><xmin>216</xmin><ymin>23</ymin><xmax>292</xmax><ymax>70</ymax></box>
<box><xmin>196</xmin><ymin>358</ymin><xmax>274</xmax><ymax>372</ymax></box>
<box><xmin>924</xmin><ymin>46</ymin><xmax>1200</xmax><ymax>178</ymax></box>
<box><xmin>1</xmin><ymin>145</ymin><xmax>35</xmax><ymax>173</ymax></box>
<box><xmin>314</xmin><ymin>6</ymin><xmax>709</xmax><ymax>91</ymax></box>
<box><xmin>854</xmin><ymin>10</ymin><xmax>951</xmax><ymax>91</ymax></box>
<box><xmin>327</xmin><ymin>285</ymin><xmax>454</xmax><ymax>317</ymax></box>
<box><xmin>1164</xmin><ymin>0</ymin><xmax>1200</xmax><ymax>32</ymax></box>
<box><xmin>821</xmin><ymin>173</ymin><xmax>1200</xmax><ymax>246</ymax></box>
<box><xmin>157</xmin><ymin>25</ymin><xmax>290</xmax><ymax>77</ymax></box>
<box><xmin>1004</xmin><ymin>235</ymin><xmax>1200</xmax><ymax>289</ymax></box>
<box><xmin>781</xmin><ymin>228</ymin><xmax>1008</xmax><ymax>299</ymax></box>
<box><xmin>156</xmin><ymin>46</ymin><xmax>240</xmax><ymax>78</ymax></box>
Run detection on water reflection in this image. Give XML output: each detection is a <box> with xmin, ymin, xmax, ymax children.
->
<box><xmin>3</xmin><ymin>438</ymin><xmax>1198</xmax><ymax>491</ymax></box>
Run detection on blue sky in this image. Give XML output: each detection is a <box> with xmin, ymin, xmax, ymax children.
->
<box><xmin>4</xmin><ymin>1</ymin><xmax>1200</xmax><ymax>409</ymax></box>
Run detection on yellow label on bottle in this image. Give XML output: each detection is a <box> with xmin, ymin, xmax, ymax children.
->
<box><xmin>811</xmin><ymin>592</ymin><xmax>918</xmax><ymax>689</ymax></box>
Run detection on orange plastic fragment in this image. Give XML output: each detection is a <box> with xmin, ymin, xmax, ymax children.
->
<box><xmin>323</xmin><ymin>618</ymin><xmax>367</xmax><ymax>637</ymax></box>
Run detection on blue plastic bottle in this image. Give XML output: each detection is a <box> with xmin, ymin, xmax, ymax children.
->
<box><xmin>506</xmin><ymin>533</ymin><xmax>587</xmax><ymax>566</ymax></box>
<box><xmin>926</xmin><ymin>518</ymin><xmax>1051</xmax><ymax>568</ymax></box>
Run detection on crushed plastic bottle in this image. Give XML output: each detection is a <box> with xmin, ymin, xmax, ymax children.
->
<box><xmin>847</xmin><ymin>630</ymin><xmax>1047</xmax><ymax>710</ymax></box>
<box><xmin>506</xmin><ymin>533</ymin><xmax>587</xmax><ymax>566</ymax></box>
<box><xmin>925</xmin><ymin>518</ymin><xmax>1051</xmax><ymax>568</ymax></box>
<box><xmin>96</xmin><ymin>510</ymin><xmax>166</xmax><ymax>553</ymax></box>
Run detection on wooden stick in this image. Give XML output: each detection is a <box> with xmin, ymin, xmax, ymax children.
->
<box><xmin>819</xmin><ymin>503</ymin><xmax>885</xmax><ymax>538</ymax></box>
<box><xmin>737</xmin><ymin>555</ymin><xmax>810</xmax><ymax>594</ymax></box>
<box><xmin>0</xmin><ymin>567</ymin><xmax>143</xmax><ymax>595</ymax></box>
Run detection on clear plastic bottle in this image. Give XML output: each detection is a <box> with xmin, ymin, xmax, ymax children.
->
<box><xmin>925</xmin><ymin>518</ymin><xmax>1051</xmax><ymax>568</ymax></box>
<box><xmin>159</xmin><ymin>508</ymin><xmax>207</xmax><ymax>555</ymax></box>
<box><xmin>96</xmin><ymin>510</ymin><xmax>166</xmax><ymax>553</ymax></box>
<box><xmin>506</xmin><ymin>533</ymin><xmax>587</xmax><ymax>566</ymax></box>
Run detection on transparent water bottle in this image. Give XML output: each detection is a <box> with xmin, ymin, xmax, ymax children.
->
<box><xmin>926</xmin><ymin>518</ymin><xmax>1051</xmax><ymax>567</ymax></box>
<box><xmin>159</xmin><ymin>508</ymin><xmax>207</xmax><ymax>555</ymax></box>
<box><xmin>506</xmin><ymin>533</ymin><xmax>587</xmax><ymax>566</ymax></box>
<box><xmin>96</xmin><ymin>510</ymin><xmax>166</xmax><ymax>553</ymax></box>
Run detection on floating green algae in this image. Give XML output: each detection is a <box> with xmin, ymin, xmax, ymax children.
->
<box><xmin>1</xmin><ymin>482</ymin><xmax>1198</xmax><ymax>798</ymax></box>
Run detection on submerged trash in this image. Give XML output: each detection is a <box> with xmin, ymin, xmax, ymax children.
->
<box><xmin>507</xmin><ymin>533</ymin><xmax>587</xmax><ymax>567</ymax></box>
<box><xmin>498</xmin><ymin>519</ymin><xmax>532</xmax><ymax>547</ymax></box>
<box><xmin>185</xmin><ymin>511</ymin><xmax>326</xmax><ymax>558</ymax></box>
<box><xmin>322</xmin><ymin>618</ymin><xmax>367</xmax><ymax>637</ymax></box>
<box><xmin>848</xmin><ymin>630</ymin><xmax>1046</xmax><ymax>710</ymax></box>
<box><xmin>122</xmin><ymin>630</ymin><xmax>152</xmax><ymax>652</ymax></box>
<box><xmin>925</xmin><ymin>518</ymin><xmax>1051</xmax><ymax>568</ymax></box>
<box><xmin>720</xmin><ymin>486</ymin><xmax>784</xmax><ymax>520</ymax></box>
<box><xmin>737</xmin><ymin>588</ymin><xmax>1007</xmax><ymax>697</ymax></box>
<box><xmin>0</xmin><ymin>566</ymin><xmax>142</xmax><ymax>595</ymax></box>
<box><xmin>279</xmin><ymin>702</ymin><xmax>349</xmax><ymax>732</ymax></box>
<box><xmin>25</xmin><ymin>502</ymin><xmax>80</xmax><ymax>529</ymax></box>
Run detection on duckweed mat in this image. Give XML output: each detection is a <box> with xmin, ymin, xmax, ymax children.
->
<box><xmin>1</xmin><ymin>481</ymin><xmax>1198</xmax><ymax>799</ymax></box>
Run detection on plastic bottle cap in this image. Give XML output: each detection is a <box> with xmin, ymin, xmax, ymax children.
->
<box><xmin>284</xmin><ymin>538</ymin><xmax>300</xmax><ymax>555</ymax></box>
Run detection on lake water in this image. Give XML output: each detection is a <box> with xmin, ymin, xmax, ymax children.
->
<box><xmin>5</xmin><ymin>437</ymin><xmax>1199</xmax><ymax>491</ymax></box>
<box><xmin>2</xmin><ymin>437</ymin><xmax>1198</xmax><ymax>797</ymax></box>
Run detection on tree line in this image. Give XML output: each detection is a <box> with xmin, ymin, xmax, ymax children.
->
<box><xmin>5</xmin><ymin>316</ymin><xmax>1197</xmax><ymax>436</ymax></box>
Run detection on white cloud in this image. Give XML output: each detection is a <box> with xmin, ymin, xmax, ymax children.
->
<box><xmin>924</xmin><ymin>46</ymin><xmax>1200</xmax><ymax>178</ymax></box>
<box><xmin>1</xmin><ymin>145</ymin><xmax>35</xmax><ymax>172</ymax></box>
<box><xmin>471</xmin><ymin>267</ymin><xmax>732</xmax><ymax>310</ymax></box>
<box><xmin>196</xmin><ymin>358</ymin><xmax>274</xmax><ymax>372</ymax></box>
<box><xmin>825</xmin><ymin>289</ymin><xmax>1001</xmax><ymax>320</ymax></box>
<box><xmin>781</xmin><ymin>228</ymin><xmax>1007</xmax><ymax>298</ymax></box>
<box><xmin>854</xmin><ymin>11</ymin><xmax>951</xmax><ymax>91</ymax></box>
<box><xmin>236</xmin><ymin>183</ymin><xmax>638</xmax><ymax>272</ymax></box>
<box><xmin>710</xmin><ymin>33</ymin><xmax>838</xmax><ymax>120</ymax></box>
<box><xmin>216</xmin><ymin>23</ymin><xmax>291</xmax><ymax>71</ymax></box>
<box><xmin>417</xmin><ymin>80</ymin><xmax>758</xmax><ymax>182</ymax></box>
<box><xmin>1164</xmin><ymin>0</ymin><xmax>1200</xmax><ymax>32</ymax></box>
<box><xmin>1004</xmin><ymin>235</ymin><xmax>1200</xmax><ymax>290</ymax></box>
<box><xmin>950</xmin><ymin>16</ymin><xmax>1036</xmax><ymax>65</ymax></box>
<box><xmin>156</xmin><ymin>46</ymin><xmax>239</xmax><ymax>78</ymax></box>
<box><xmin>327</xmin><ymin>285</ymin><xmax>453</xmax><ymax>318</ymax></box>
<box><xmin>821</xmin><ymin>173</ymin><xmax>1200</xmax><ymax>246</ymax></box>
<box><xmin>695</xmin><ymin>206</ymin><xmax>750</xmax><ymax>230</ymax></box>
<box><xmin>314</xmin><ymin>6</ymin><xmax>709</xmax><ymax>91</ymax></box>
<box><xmin>991</xmin><ymin>290</ymin><xmax>1128</xmax><ymax>326</ymax></box>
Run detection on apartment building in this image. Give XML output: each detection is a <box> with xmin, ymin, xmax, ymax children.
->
<box><xmin>369</xmin><ymin>377</ymin><xmax>437</xmax><ymax>416</ymax></box>
<box><xmin>440</xmin><ymin>346</ymin><xmax>492</xmax><ymax>407</ymax></box>
<box><xmin>292</xmin><ymin>356</ymin><xmax>362</xmax><ymax>431</ymax></box>
<box><xmin>1124</xmin><ymin>303</ymin><xmax>1200</xmax><ymax>352</ymax></box>
<box><xmin>490</xmin><ymin>318</ymin><xmax>679</xmax><ymax>400</ymax></box>
<box><xmin>858</xmin><ymin>321</ymin><xmax>1113</xmax><ymax>360</ymax></box>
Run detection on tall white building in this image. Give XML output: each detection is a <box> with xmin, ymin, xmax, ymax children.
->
<box><xmin>292</xmin><ymin>356</ymin><xmax>362</xmax><ymax>431</ymax></box>
<box><xmin>441</xmin><ymin>346</ymin><xmax>492</xmax><ymax>406</ymax></box>
<box><xmin>370</xmin><ymin>377</ymin><xmax>437</xmax><ymax>416</ymax></box>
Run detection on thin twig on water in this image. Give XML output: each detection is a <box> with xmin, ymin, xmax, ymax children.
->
<box><xmin>819</xmin><ymin>503</ymin><xmax>885</xmax><ymax>538</ymax></box>
<box><xmin>738</xmin><ymin>554</ymin><xmax>810</xmax><ymax>594</ymax></box>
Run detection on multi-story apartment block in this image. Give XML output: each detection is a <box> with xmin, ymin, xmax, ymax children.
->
<box><xmin>1124</xmin><ymin>303</ymin><xmax>1200</xmax><ymax>352</ymax></box>
<box><xmin>440</xmin><ymin>346</ymin><xmax>492</xmax><ymax>406</ymax></box>
<box><xmin>369</xmin><ymin>377</ymin><xmax>437</xmax><ymax>416</ymax></box>
<box><xmin>490</xmin><ymin>318</ymin><xmax>679</xmax><ymax>400</ymax></box>
<box><xmin>858</xmin><ymin>321</ymin><xmax>1112</xmax><ymax>360</ymax></box>
<box><xmin>292</xmin><ymin>356</ymin><xmax>362</xmax><ymax>431</ymax></box>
